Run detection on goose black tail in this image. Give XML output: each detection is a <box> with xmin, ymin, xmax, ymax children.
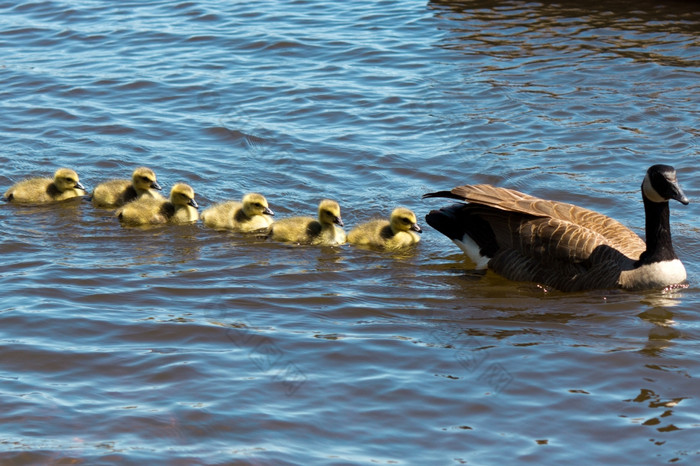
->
<box><xmin>425</xmin><ymin>204</ymin><xmax>499</xmax><ymax>258</ymax></box>
<box><xmin>425</xmin><ymin>205</ymin><xmax>470</xmax><ymax>241</ymax></box>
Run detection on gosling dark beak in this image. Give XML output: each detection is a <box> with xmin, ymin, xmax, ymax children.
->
<box><xmin>334</xmin><ymin>216</ymin><xmax>344</xmax><ymax>227</ymax></box>
<box><xmin>411</xmin><ymin>223</ymin><xmax>422</xmax><ymax>233</ymax></box>
<box><xmin>264</xmin><ymin>207</ymin><xmax>275</xmax><ymax>216</ymax></box>
<box><xmin>152</xmin><ymin>181</ymin><xmax>163</xmax><ymax>191</ymax></box>
<box><xmin>76</xmin><ymin>181</ymin><xmax>86</xmax><ymax>191</ymax></box>
<box><xmin>188</xmin><ymin>199</ymin><xmax>199</xmax><ymax>209</ymax></box>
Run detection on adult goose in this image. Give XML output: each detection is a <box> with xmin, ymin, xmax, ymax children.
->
<box><xmin>423</xmin><ymin>165</ymin><xmax>689</xmax><ymax>291</ymax></box>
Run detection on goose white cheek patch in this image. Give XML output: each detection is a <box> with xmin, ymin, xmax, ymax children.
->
<box><xmin>642</xmin><ymin>174</ymin><xmax>666</xmax><ymax>203</ymax></box>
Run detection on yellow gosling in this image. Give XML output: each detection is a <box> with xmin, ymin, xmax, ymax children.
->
<box><xmin>268</xmin><ymin>199</ymin><xmax>346</xmax><ymax>246</ymax></box>
<box><xmin>348</xmin><ymin>207</ymin><xmax>422</xmax><ymax>250</ymax></box>
<box><xmin>3</xmin><ymin>168</ymin><xmax>86</xmax><ymax>203</ymax></box>
<box><xmin>92</xmin><ymin>166</ymin><xmax>163</xmax><ymax>208</ymax></box>
<box><xmin>201</xmin><ymin>193</ymin><xmax>274</xmax><ymax>232</ymax></box>
<box><xmin>116</xmin><ymin>183</ymin><xmax>198</xmax><ymax>226</ymax></box>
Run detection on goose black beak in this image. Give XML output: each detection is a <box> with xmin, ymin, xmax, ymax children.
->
<box><xmin>188</xmin><ymin>199</ymin><xmax>199</xmax><ymax>209</ymax></box>
<box><xmin>76</xmin><ymin>181</ymin><xmax>86</xmax><ymax>191</ymax></box>
<box><xmin>411</xmin><ymin>223</ymin><xmax>423</xmax><ymax>234</ymax></box>
<box><xmin>152</xmin><ymin>181</ymin><xmax>163</xmax><ymax>191</ymax></box>
<box><xmin>671</xmin><ymin>181</ymin><xmax>689</xmax><ymax>205</ymax></box>
<box><xmin>264</xmin><ymin>207</ymin><xmax>275</xmax><ymax>216</ymax></box>
<box><xmin>334</xmin><ymin>216</ymin><xmax>344</xmax><ymax>227</ymax></box>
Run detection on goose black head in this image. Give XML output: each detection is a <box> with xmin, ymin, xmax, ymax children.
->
<box><xmin>642</xmin><ymin>164</ymin><xmax>689</xmax><ymax>205</ymax></box>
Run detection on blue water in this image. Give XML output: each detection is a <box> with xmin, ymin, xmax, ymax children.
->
<box><xmin>1</xmin><ymin>0</ymin><xmax>699</xmax><ymax>463</ymax></box>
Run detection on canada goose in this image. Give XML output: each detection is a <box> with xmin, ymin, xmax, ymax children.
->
<box><xmin>117</xmin><ymin>183</ymin><xmax>198</xmax><ymax>226</ymax></box>
<box><xmin>3</xmin><ymin>168</ymin><xmax>87</xmax><ymax>203</ymax></box>
<box><xmin>201</xmin><ymin>193</ymin><xmax>274</xmax><ymax>232</ymax></box>
<box><xmin>92</xmin><ymin>167</ymin><xmax>163</xmax><ymax>208</ymax></box>
<box><xmin>348</xmin><ymin>207</ymin><xmax>422</xmax><ymax>250</ymax></box>
<box><xmin>268</xmin><ymin>199</ymin><xmax>346</xmax><ymax>245</ymax></box>
<box><xmin>423</xmin><ymin>165</ymin><xmax>689</xmax><ymax>291</ymax></box>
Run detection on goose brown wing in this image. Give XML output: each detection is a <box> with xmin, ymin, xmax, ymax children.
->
<box><xmin>467</xmin><ymin>207</ymin><xmax>637</xmax><ymax>291</ymax></box>
<box><xmin>440</xmin><ymin>184</ymin><xmax>646</xmax><ymax>260</ymax></box>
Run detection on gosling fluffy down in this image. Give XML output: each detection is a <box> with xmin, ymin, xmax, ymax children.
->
<box><xmin>201</xmin><ymin>193</ymin><xmax>274</xmax><ymax>232</ymax></box>
<box><xmin>348</xmin><ymin>207</ymin><xmax>422</xmax><ymax>250</ymax></box>
<box><xmin>92</xmin><ymin>167</ymin><xmax>163</xmax><ymax>208</ymax></box>
<box><xmin>117</xmin><ymin>183</ymin><xmax>198</xmax><ymax>226</ymax></box>
<box><xmin>268</xmin><ymin>199</ymin><xmax>346</xmax><ymax>245</ymax></box>
<box><xmin>3</xmin><ymin>168</ymin><xmax>87</xmax><ymax>203</ymax></box>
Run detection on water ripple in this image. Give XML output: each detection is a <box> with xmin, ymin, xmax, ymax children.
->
<box><xmin>0</xmin><ymin>0</ymin><xmax>699</xmax><ymax>463</ymax></box>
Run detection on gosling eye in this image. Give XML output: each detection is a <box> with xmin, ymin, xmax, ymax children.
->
<box><xmin>402</xmin><ymin>218</ymin><xmax>411</xmax><ymax>224</ymax></box>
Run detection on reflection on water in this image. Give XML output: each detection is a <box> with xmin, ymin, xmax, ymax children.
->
<box><xmin>431</xmin><ymin>0</ymin><xmax>700</xmax><ymax>25</ymax></box>
<box><xmin>0</xmin><ymin>0</ymin><xmax>699</xmax><ymax>463</ymax></box>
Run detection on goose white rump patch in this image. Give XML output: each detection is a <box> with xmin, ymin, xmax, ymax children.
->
<box><xmin>453</xmin><ymin>234</ymin><xmax>490</xmax><ymax>269</ymax></box>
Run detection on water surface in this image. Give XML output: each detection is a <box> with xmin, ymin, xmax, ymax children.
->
<box><xmin>1</xmin><ymin>0</ymin><xmax>699</xmax><ymax>464</ymax></box>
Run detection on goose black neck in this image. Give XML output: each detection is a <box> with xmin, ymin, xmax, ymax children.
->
<box><xmin>638</xmin><ymin>195</ymin><xmax>677</xmax><ymax>265</ymax></box>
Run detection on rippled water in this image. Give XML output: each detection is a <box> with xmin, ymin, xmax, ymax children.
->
<box><xmin>1</xmin><ymin>0</ymin><xmax>699</xmax><ymax>463</ymax></box>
